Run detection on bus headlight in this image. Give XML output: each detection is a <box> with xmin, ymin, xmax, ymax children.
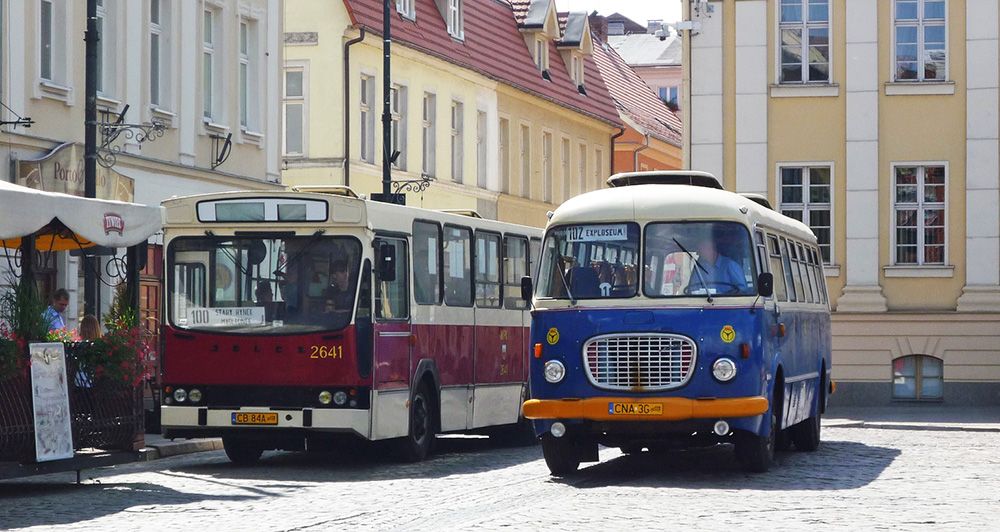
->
<box><xmin>712</xmin><ymin>358</ymin><xmax>737</xmax><ymax>382</ymax></box>
<box><xmin>544</xmin><ymin>360</ymin><xmax>566</xmax><ymax>383</ymax></box>
<box><xmin>333</xmin><ymin>391</ymin><xmax>348</xmax><ymax>406</ymax></box>
<box><xmin>188</xmin><ymin>388</ymin><xmax>203</xmax><ymax>403</ymax></box>
<box><xmin>173</xmin><ymin>388</ymin><xmax>187</xmax><ymax>402</ymax></box>
<box><xmin>318</xmin><ymin>391</ymin><xmax>333</xmax><ymax>405</ymax></box>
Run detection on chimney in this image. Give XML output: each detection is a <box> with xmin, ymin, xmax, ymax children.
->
<box><xmin>589</xmin><ymin>13</ymin><xmax>608</xmax><ymax>42</ymax></box>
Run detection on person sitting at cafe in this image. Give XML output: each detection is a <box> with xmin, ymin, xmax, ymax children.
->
<box><xmin>79</xmin><ymin>314</ymin><xmax>102</xmax><ymax>341</ymax></box>
<box><xmin>43</xmin><ymin>288</ymin><xmax>70</xmax><ymax>331</ymax></box>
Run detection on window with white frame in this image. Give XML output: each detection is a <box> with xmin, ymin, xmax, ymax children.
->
<box><xmin>390</xmin><ymin>84</ymin><xmax>407</xmax><ymax>170</ymax></box>
<box><xmin>283</xmin><ymin>67</ymin><xmax>305</xmax><ymax>156</ymax></box>
<box><xmin>658</xmin><ymin>86</ymin><xmax>679</xmax><ymax>108</ymax></box>
<box><xmin>476</xmin><ymin>111</ymin><xmax>487</xmax><ymax>188</ymax></box>
<box><xmin>893</xmin><ymin>164</ymin><xmax>945</xmax><ymax>265</ymax></box>
<box><xmin>360</xmin><ymin>75</ymin><xmax>375</xmax><ymax>163</ymax></box>
<box><xmin>149</xmin><ymin>0</ymin><xmax>171</xmax><ymax>109</ymax></box>
<box><xmin>499</xmin><ymin>118</ymin><xmax>510</xmax><ymax>193</ymax></box>
<box><xmin>560</xmin><ymin>138</ymin><xmax>570</xmax><ymax>200</ymax></box>
<box><xmin>578</xmin><ymin>143</ymin><xmax>587</xmax><ymax>193</ymax></box>
<box><xmin>95</xmin><ymin>0</ymin><xmax>112</xmax><ymax>95</ymax></box>
<box><xmin>447</xmin><ymin>0</ymin><xmax>463</xmax><ymax>40</ymax></box>
<box><xmin>779</xmin><ymin>0</ymin><xmax>829</xmax><ymax>83</ymax></box>
<box><xmin>239</xmin><ymin>18</ymin><xmax>259</xmax><ymax>131</ymax></box>
<box><xmin>594</xmin><ymin>148</ymin><xmax>604</xmax><ymax>190</ymax></box>
<box><xmin>534</xmin><ymin>38</ymin><xmax>548</xmax><ymax>74</ymax></box>
<box><xmin>202</xmin><ymin>7</ymin><xmax>221</xmax><ymax>121</ymax></box>
<box><xmin>451</xmin><ymin>100</ymin><xmax>463</xmax><ymax>182</ymax></box>
<box><xmin>520</xmin><ymin>125</ymin><xmax>531</xmax><ymax>198</ymax></box>
<box><xmin>39</xmin><ymin>0</ymin><xmax>67</xmax><ymax>85</ymax></box>
<box><xmin>779</xmin><ymin>166</ymin><xmax>833</xmax><ymax>263</ymax></box>
<box><xmin>893</xmin><ymin>355</ymin><xmax>943</xmax><ymax>400</ymax></box>
<box><xmin>570</xmin><ymin>55</ymin><xmax>584</xmax><ymax>89</ymax></box>
<box><xmin>542</xmin><ymin>132</ymin><xmax>552</xmax><ymax>203</ymax></box>
<box><xmin>422</xmin><ymin>92</ymin><xmax>436</xmax><ymax>176</ymax></box>
<box><xmin>396</xmin><ymin>0</ymin><xmax>414</xmax><ymax>20</ymax></box>
<box><xmin>894</xmin><ymin>0</ymin><xmax>946</xmax><ymax>81</ymax></box>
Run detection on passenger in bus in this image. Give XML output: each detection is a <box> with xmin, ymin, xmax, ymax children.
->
<box><xmin>277</xmin><ymin>267</ymin><xmax>300</xmax><ymax>317</ymax></box>
<box><xmin>255</xmin><ymin>281</ymin><xmax>280</xmax><ymax>321</ymax></box>
<box><xmin>693</xmin><ymin>238</ymin><xmax>748</xmax><ymax>294</ymax></box>
<box><xmin>323</xmin><ymin>259</ymin><xmax>354</xmax><ymax>312</ymax></box>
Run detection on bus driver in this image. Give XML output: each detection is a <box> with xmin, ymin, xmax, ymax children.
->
<box><xmin>693</xmin><ymin>238</ymin><xmax>747</xmax><ymax>294</ymax></box>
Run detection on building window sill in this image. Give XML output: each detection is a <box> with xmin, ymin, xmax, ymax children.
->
<box><xmin>883</xmin><ymin>265</ymin><xmax>955</xmax><ymax>278</ymax></box>
<box><xmin>151</xmin><ymin>107</ymin><xmax>176</xmax><ymax>128</ymax></box>
<box><xmin>39</xmin><ymin>80</ymin><xmax>72</xmax><ymax>102</ymax></box>
<box><xmin>884</xmin><ymin>81</ymin><xmax>955</xmax><ymax>96</ymax></box>
<box><xmin>96</xmin><ymin>95</ymin><xmax>122</xmax><ymax>112</ymax></box>
<box><xmin>823</xmin><ymin>264</ymin><xmax>841</xmax><ymax>278</ymax></box>
<box><xmin>241</xmin><ymin>128</ymin><xmax>264</xmax><ymax>147</ymax></box>
<box><xmin>203</xmin><ymin>119</ymin><xmax>230</xmax><ymax>136</ymax></box>
<box><xmin>769</xmin><ymin>83</ymin><xmax>840</xmax><ymax>98</ymax></box>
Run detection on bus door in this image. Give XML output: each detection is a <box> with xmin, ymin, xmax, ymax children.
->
<box><xmin>372</xmin><ymin>237</ymin><xmax>411</xmax><ymax>438</ymax></box>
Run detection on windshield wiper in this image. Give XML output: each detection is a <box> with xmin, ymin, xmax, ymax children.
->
<box><xmin>272</xmin><ymin>230</ymin><xmax>326</xmax><ymax>277</ymax></box>
<box><xmin>557</xmin><ymin>257</ymin><xmax>576</xmax><ymax>305</ymax></box>
<box><xmin>673</xmin><ymin>238</ymin><xmax>713</xmax><ymax>304</ymax></box>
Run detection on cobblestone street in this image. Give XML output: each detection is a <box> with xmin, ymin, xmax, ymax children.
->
<box><xmin>2</xmin><ymin>424</ymin><xmax>998</xmax><ymax>531</ymax></box>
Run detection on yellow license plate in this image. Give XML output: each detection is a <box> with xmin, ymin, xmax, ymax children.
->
<box><xmin>231</xmin><ymin>412</ymin><xmax>278</xmax><ymax>425</ymax></box>
<box><xmin>608</xmin><ymin>402</ymin><xmax>663</xmax><ymax>416</ymax></box>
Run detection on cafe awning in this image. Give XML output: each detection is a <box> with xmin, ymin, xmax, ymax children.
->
<box><xmin>0</xmin><ymin>180</ymin><xmax>163</xmax><ymax>251</ymax></box>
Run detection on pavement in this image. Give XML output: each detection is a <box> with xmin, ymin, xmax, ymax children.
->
<box><xmin>137</xmin><ymin>404</ymin><xmax>1000</xmax><ymax>462</ymax></box>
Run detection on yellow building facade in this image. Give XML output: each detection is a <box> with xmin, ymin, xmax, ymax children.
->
<box><xmin>283</xmin><ymin>0</ymin><xmax>619</xmax><ymax>228</ymax></box>
<box><xmin>684</xmin><ymin>0</ymin><xmax>1000</xmax><ymax>405</ymax></box>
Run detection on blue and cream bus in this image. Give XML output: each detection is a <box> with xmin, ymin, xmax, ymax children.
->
<box><xmin>521</xmin><ymin>171</ymin><xmax>832</xmax><ymax>474</ymax></box>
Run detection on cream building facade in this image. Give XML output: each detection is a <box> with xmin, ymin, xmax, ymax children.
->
<box><xmin>683</xmin><ymin>0</ymin><xmax>1000</xmax><ymax>405</ymax></box>
<box><xmin>282</xmin><ymin>0</ymin><xmax>620</xmax><ymax>229</ymax></box>
<box><xmin>1</xmin><ymin>0</ymin><xmax>283</xmax><ymax>325</ymax></box>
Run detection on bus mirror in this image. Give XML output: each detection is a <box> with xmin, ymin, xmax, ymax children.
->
<box><xmin>378</xmin><ymin>243</ymin><xmax>396</xmax><ymax>282</ymax></box>
<box><xmin>521</xmin><ymin>276</ymin><xmax>533</xmax><ymax>302</ymax></box>
<box><xmin>247</xmin><ymin>241</ymin><xmax>267</xmax><ymax>265</ymax></box>
<box><xmin>757</xmin><ymin>272</ymin><xmax>774</xmax><ymax>298</ymax></box>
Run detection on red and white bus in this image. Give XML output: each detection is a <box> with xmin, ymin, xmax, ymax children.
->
<box><xmin>159</xmin><ymin>188</ymin><xmax>541</xmax><ymax>463</ymax></box>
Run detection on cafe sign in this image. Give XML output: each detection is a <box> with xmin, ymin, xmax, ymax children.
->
<box><xmin>16</xmin><ymin>142</ymin><xmax>134</xmax><ymax>202</ymax></box>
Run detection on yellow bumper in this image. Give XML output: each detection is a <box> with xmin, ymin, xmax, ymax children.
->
<box><xmin>522</xmin><ymin>396</ymin><xmax>769</xmax><ymax>422</ymax></box>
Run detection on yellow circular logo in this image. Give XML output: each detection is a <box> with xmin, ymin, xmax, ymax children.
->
<box><xmin>546</xmin><ymin>327</ymin><xmax>560</xmax><ymax>345</ymax></box>
<box><xmin>720</xmin><ymin>325</ymin><xmax>736</xmax><ymax>343</ymax></box>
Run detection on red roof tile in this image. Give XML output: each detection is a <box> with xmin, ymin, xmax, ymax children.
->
<box><xmin>591</xmin><ymin>38</ymin><xmax>682</xmax><ymax>145</ymax></box>
<box><xmin>342</xmin><ymin>0</ymin><xmax>621</xmax><ymax>126</ymax></box>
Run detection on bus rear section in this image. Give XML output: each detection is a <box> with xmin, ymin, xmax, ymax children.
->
<box><xmin>522</xmin><ymin>178</ymin><xmax>831</xmax><ymax>475</ymax></box>
<box><xmin>160</xmin><ymin>228</ymin><xmax>375</xmax><ymax>463</ymax></box>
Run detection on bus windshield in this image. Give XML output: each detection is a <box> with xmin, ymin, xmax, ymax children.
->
<box><xmin>643</xmin><ymin>221</ymin><xmax>756</xmax><ymax>297</ymax></box>
<box><xmin>536</xmin><ymin>223</ymin><xmax>640</xmax><ymax>299</ymax></box>
<box><xmin>168</xmin><ymin>235</ymin><xmax>362</xmax><ymax>334</ymax></box>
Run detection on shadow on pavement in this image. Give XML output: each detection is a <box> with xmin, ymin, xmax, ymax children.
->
<box><xmin>172</xmin><ymin>435</ymin><xmax>543</xmax><ymax>483</ymax></box>
<box><xmin>553</xmin><ymin>440</ymin><xmax>900</xmax><ymax>490</ymax></box>
<box><xmin>0</xmin><ymin>481</ymin><xmax>258</xmax><ymax>529</ymax></box>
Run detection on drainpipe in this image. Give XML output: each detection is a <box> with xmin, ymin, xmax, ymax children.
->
<box><xmin>681</xmin><ymin>0</ymin><xmax>692</xmax><ymax>169</ymax></box>
<box><xmin>633</xmin><ymin>133</ymin><xmax>651</xmax><ymax>171</ymax></box>
<box><xmin>609</xmin><ymin>126</ymin><xmax>626</xmax><ymax>178</ymax></box>
<box><xmin>343</xmin><ymin>27</ymin><xmax>367</xmax><ymax>187</ymax></box>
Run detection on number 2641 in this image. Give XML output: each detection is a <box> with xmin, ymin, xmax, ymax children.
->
<box><xmin>310</xmin><ymin>345</ymin><xmax>343</xmax><ymax>359</ymax></box>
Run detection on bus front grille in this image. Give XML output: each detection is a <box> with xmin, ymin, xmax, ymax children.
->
<box><xmin>583</xmin><ymin>333</ymin><xmax>696</xmax><ymax>391</ymax></box>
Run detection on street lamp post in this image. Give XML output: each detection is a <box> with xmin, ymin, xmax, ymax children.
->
<box><xmin>381</xmin><ymin>0</ymin><xmax>392</xmax><ymax>200</ymax></box>
<box><xmin>83</xmin><ymin>0</ymin><xmax>99</xmax><ymax>317</ymax></box>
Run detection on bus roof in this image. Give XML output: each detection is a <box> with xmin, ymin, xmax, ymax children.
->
<box><xmin>548</xmin><ymin>184</ymin><xmax>817</xmax><ymax>243</ymax></box>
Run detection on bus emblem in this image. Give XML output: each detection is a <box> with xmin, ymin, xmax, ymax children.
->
<box><xmin>720</xmin><ymin>325</ymin><xmax>736</xmax><ymax>343</ymax></box>
<box><xmin>546</xmin><ymin>328</ymin><xmax>560</xmax><ymax>345</ymax></box>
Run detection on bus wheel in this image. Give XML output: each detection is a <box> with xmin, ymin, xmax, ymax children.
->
<box><xmin>396</xmin><ymin>382</ymin><xmax>436</xmax><ymax>462</ymax></box>
<box><xmin>223</xmin><ymin>437</ymin><xmax>263</xmax><ymax>465</ymax></box>
<box><xmin>541</xmin><ymin>434</ymin><xmax>581</xmax><ymax>476</ymax></box>
<box><xmin>735</xmin><ymin>394</ymin><xmax>778</xmax><ymax>473</ymax></box>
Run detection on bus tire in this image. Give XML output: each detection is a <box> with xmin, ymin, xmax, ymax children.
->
<box><xmin>223</xmin><ymin>437</ymin><xmax>263</xmax><ymax>465</ymax></box>
<box><xmin>396</xmin><ymin>382</ymin><xmax>436</xmax><ymax>462</ymax></box>
<box><xmin>736</xmin><ymin>388</ymin><xmax>779</xmax><ymax>473</ymax></box>
<box><xmin>541</xmin><ymin>434</ymin><xmax>581</xmax><ymax>476</ymax></box>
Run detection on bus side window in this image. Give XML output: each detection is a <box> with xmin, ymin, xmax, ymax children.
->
<box><xmin>812</xmin><ymin>247</ymin><xmax>829</xmax><ymax>305</ymax></box>
<box><xmin>754</xmin><ymin>230</ymin><xmax>769</xmax><ymax>283</ymax></box>
<box><xmin>375</xmin><ymin>238</ymin><xmax>409</xmax><ymax>320</ymax></box>
<box><xmin>413</xmin><ymin>221</ymin><xmax>442</xmax><ymax>305</ymax></box>
<box><xmin>529</xmin><ymin>237</ymin><xmax>541</xmax><ymax>279</ymax></box>
<box><xmin>504</xmin><ymin>235</ymin><xmax>529</xmax><ymax>310</ymax></box>
<box><xmin>355</xmin><ymin>260</ymin><xmax>373</xmax><ymax>378</ymax></box>
<box><xmin>796</xmin><ymin>242</ymin><xmax>815</xmax><ymax>304</ymax></box>
<box><xmin>475</xmin><ymin>231</ymin><xmax>502</xmax><ymax>308</ymax></box>
<box><xmin>780</xmin><ymin>237</ymin><xmax>798</xmax><ymax>302</ymax></box>
<box><xmin>443</xmin><ymin>225</ymin><xmax>473</xmax><ymax>307</ymax></box>
<box><xmin>767</xmin><ymin>235</ymin><xmax>787</xmax><ymax>301</ymax></box>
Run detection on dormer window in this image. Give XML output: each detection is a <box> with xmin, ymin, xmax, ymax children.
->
<box><xmin>396</xmin><ymin>0</ymin><xmax>415</xmax><ymax>20</ymax></box>
<box><xmin>570</xmin><ymin>54</ymin><xmax>585</xmax><ymax>90</ymax></box>
<box><xmin>534</xmin><ymin>37</ymin><xmax>549</xmax><ymax>76</ymax></box>
<box><xmin>447</xmin><ymin>0</ymin><xmax>463</xmax><ymax>39</ymax></box>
